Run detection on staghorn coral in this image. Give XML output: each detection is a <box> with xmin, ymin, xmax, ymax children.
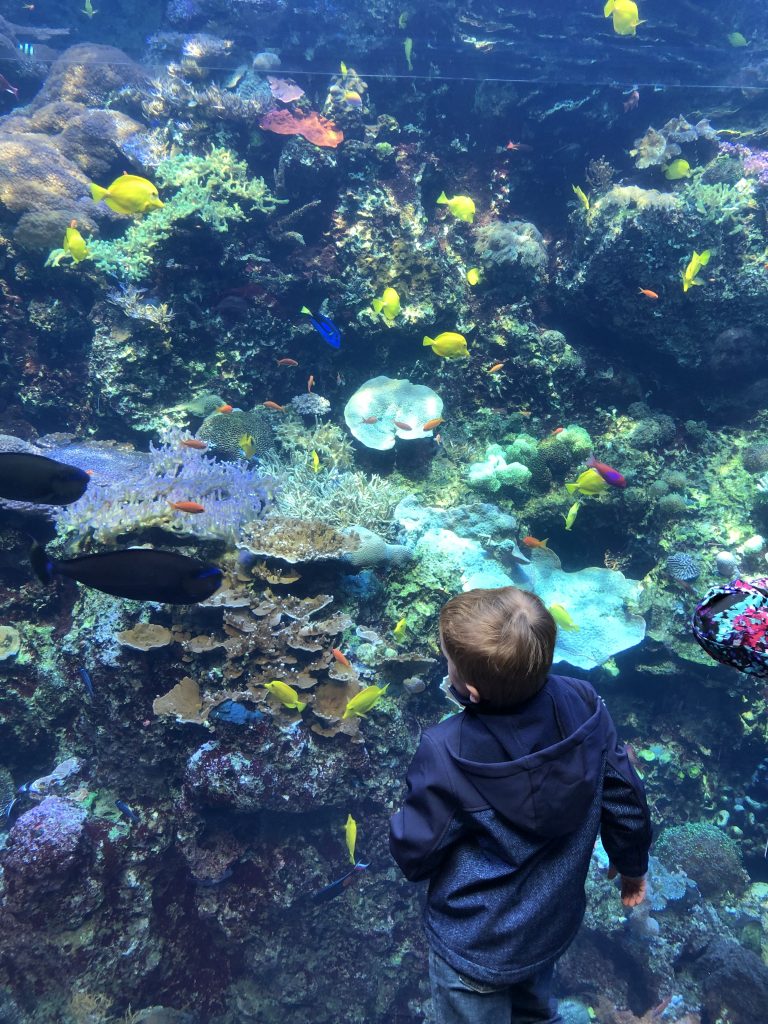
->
<box><xmin>54</xmin><ymin>429</ymin><xmax>275</xmax><ymax>551</ymax></box>
<box><xmin>88</xmin><ymin>148</ymin><xmax>284</xmax><ymax>282</ymax></box>
<box><xmin>262</xmin><ymin>451</ymin><xmax>407</xmax><ymax>535</ymax></box>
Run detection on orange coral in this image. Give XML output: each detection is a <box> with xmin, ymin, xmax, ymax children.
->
<box><xmin>259</xmin><ymin>109</ymin><xmax>343</xmax><ymax>148</ymax></box>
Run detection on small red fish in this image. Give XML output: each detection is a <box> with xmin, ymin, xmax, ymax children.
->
<box><xmin>586</xmin><ymin>455</ymin><xmax>627</xmax><ymax>488</ymax></box>
<box><xmin>307</xmin><ymin>374</ymin><xmax>315</xmax><ymax>392</ymax></box>
<box><xmin>331</xmin><ymin>648</ymin><xmax>351</xmax><ymax>668</ymax></box>
<box><xmin>638</xmin><ymin>288</ymin><xmax>659</xmax><ymax>300</ymax></box>
<box><xmin>276</xmin><ymin>358</ymin><xmax>299</xmax><ymax>367</ymax></box>
<box><xmin>263</xmin><ymin>401</ymin><xmax>286</xmax><ymax>412</ymax></box>
<box><xmin>394</xmin><ymin>420</ymin><xmax>412</xmax><ymax>430</ymax></box>
<box><xmin>522</xmin><ymin>536</ymin><xmax>549</xmax><ymax>549</ymax></box>
<box><xmin>361</xmin><ymin>416</ymin><xmax>378</xmax><ymax>424</ymax></box>
<box><xmin>169</xmin><ymin>501</ymin><xmax>205</xmax><ymax>514</ymax></box>
<box><xmin>487</xmin><ymin>362</ymin><xmax>505</xmax><ymax>374</ymax></box>
<box><xmin>181</xmin><ymin>439</ymin><xmax>207</xmax><ymax>450</ymax></box>
<box><xmin>85</xmin><ymin>470</ymin><xmax>95</xmax><ymax>476</ymax></box>
<box><xmin>422</xmin><ymin>417</ymin><xmax>444</xmax><ymax>431</ymax></box>
<box><xmin>623</xmin><ymin>89</ymin><xmax>640</xmax><ymax>113</ymax></box>
<box><xmin>217</xmin><ymin>404</ymin><xmax>233</xmax><ymax>413</ymax></box>
<box><xmin>551</xmin><ymin>427</ymin><xmax>564</xmax><ymax>436</ymax></box>
<box><xmin>505</xmin><ymin>140</ymin><xmax>532</xmax><ymax>152</ymax></box>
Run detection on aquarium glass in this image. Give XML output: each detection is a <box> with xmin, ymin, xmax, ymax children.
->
<box><xmin>0</xmin><ymin>1</ymin><xmax>767</xmax><ymax>1022</ymax></box>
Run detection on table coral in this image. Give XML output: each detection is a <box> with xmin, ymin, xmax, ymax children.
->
<box><xmin>344</xmin><ymin>376</ymin><xmax>443</xmax><ymax>451</ymax></box>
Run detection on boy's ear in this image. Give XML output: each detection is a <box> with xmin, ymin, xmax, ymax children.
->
<box><xmin>466</xmin><ymin>683</ymin><xmax>481</xmax><ymax>704</ymax></box>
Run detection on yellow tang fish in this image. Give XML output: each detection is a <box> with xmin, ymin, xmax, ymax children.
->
<box><xmin>682</xmin><ymin>249</ymin><xmax>711</xmax><ymax>292</ymax></box>
<box><xmin>604</xmin><ymin>0</ymin><xmax>643</xmax><ymax>36</ymax></box>
<box><xmin>344</xmin><ymin>813</ymin><xmax>357</xmax><ymax>864</ymax></box>
<box><xmin>423</xmin><ymin>331</ymin><xmax>469</xmax><ymax>359</ymax></box>
<box><xmin>563</xmin><ymin>501</ymin><xmax>580</xmax><ymax>531</ymax></box>
<box><xmin>436</xmin><ymin>191</ymin><xmax>475</xmax><ymax>223</ymax></box>
<box><xmin>664</xmin><ymin>159</ymin><xmax>691</xmax><ymax>180</ymax></box>
<box><xmin>404</xmin><ymin>37</ymin><xmax>413</xmax><ymax>70</ymax></box>
<box><xmin>342</xmin><ymin>683</ymin><xmax>389</xmax><ymax>719</ymax></box>
<box><xmin>311</xmin><ymin>449</ymin><xmax>320</xmax><ymax>473</ymax></box>
<box><xmin>239</xmin><ymin>434</ymin><xmax>257</xmax><ymax>459</ymax></box>
<box><xmin>548</xmin><ymin>603</ymin><xmax>580</xmax><ymax>631</ymax></box>
<box><xmin>727</xmin><ymin>32</ymin><xmax>748</xmax><ymax>47</ymax></box>
<box><xmin>466</xmin><ymin>268</ymin><xmax>481</xmax><ymax>286</ymax></box>
<box><xmin>89</xmin><ymin>173</ymin><xmax>163</xmax><ymax>215</ymax></box>
<box><xmin>393</xmin><ymin>616</ymin><xmax>407</xmax><ymax>639</ymax></box>
<box><xmin>398</xmin><ymin>11</ymin><xmax>409</xmax><ymax>28</ymax></box>
<box><xmin>264</xmin><ymin>680</ymin><xmax>307</xmax><ymax>712</ymax></box>
<box><xmin>565</xmin><ymin>469</ymin><xmax>608</xmax><ymax>496</ymax></box>
<box><xmin>82</xmin><ymin>0</ymin><xmax>97</xmax><ymax>15</ymax></box>
<box><xmin>371</xmin><ymin>286</ymin><xmax>401</xmax><ymax>321</ymax></box>
<box><xmin>572</xmin><ymin>184</ymin><xmax>590</xmax><ymax>211</ymax></box>
<box><xmin>63</xmin><ymin>220</ymin><xmax>89</xmax><ymax>262</ymax></box>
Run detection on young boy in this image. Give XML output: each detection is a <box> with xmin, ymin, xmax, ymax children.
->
<box><xmin>390</xmin><ymin>587</ymin><xmax>652</xmax><ymax>1024</ymax></box>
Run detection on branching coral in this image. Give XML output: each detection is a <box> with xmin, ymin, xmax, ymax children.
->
<box><xmin>54</xmin><ymin>429</ymin><xmax>276</xmax><ymax>551</ymax></box>
<box><xmin>262</xmin><ymin>451</ymin><xmax>407</xmax><ymax>536</ymax></box>
<box><xmin>88</xmin><ymin>147</ymin><xmax>284</xmax><ymax>281</ymax></box>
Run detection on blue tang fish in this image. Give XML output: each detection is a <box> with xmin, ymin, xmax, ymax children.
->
<box><xmin>301</xmin><ymin>306</ymin><xmax>341</xmax><ymax>349</ymax></box>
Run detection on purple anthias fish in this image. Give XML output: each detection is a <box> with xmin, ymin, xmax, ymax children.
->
<box><xmin>586</xmin><ymin>455</ymin><xmax>627</xmax><ymax>488</ymax></box>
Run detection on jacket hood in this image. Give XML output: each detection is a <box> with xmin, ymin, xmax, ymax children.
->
<box><xmin>444</xmin><ymin>676</ymin><xmax>608</xmax><ymax>839</ymax></box>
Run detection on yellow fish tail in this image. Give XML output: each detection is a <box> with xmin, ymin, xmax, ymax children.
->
<box><xmin>603</xmin><ymin>0</ymin><xmax>616</xmax><ymax>14</ymax></box>
<box><xmin>565</xmin><ymin>482</ymin><xmax>577</xmax><ymax>493</ymax></box>
<box><xmin>296</xmin><ymin>699</ymin><xmax>308</xmax><ymax>713</ymax></box>
<box><xmin>372</xmin><ymin>298</ymin><xmax>383</xmax><ymax>314</ymax></box>
<box><xmin>423</xmin><ymin>336</ymin><xmax>434</xmax><ymax>347</ymax></box>
<box><xmin>436</xmin><ymin>192</ymin><xmax>448</xmax><ymax>205</ymax></box>
<box><xmin>89</xmin><ymin>183</ymin><xmax>108</xmax><ymax>203</ymax></box>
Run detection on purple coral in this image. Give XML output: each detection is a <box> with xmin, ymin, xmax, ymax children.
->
<box><xmin>54</xmin><ymin>429</ymin><xmax>277</xmax><ymax>548</ymax></box>
<box><xmin>3</xmin><ymin>796</ymin><xmax>87</xmax><ymax>890</ymax></box>
<box><xmin>719</xmin><ymin>141</ymin><xmax>768</xmax><ymax>186</ymax></box>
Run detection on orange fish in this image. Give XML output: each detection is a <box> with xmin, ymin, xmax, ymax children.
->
<box><xmin>307</xmin><ymin>374</ymin><xmax>315</xmax><ymax>392</ymax></box>
<box><xmin>263</xmin><ymin>401</ymin><xmax>286</xmax><ymax>412</ymax></box>
<box><xmin>505</xmin><ymin>140</ymin><xmax>533</xmax><ymax>152</ymax></box>
<box><xmin>169</xmin><ymin>501</ymin><xmax>205</xmax><ymax>514</ymax></box>
<box><xmin>331</xmin><ymin>648</ymin><xmax>351</xmax><ymax>668</ymax></box>
<box><xmin>522</xmin><ymin>536</ymin><xmax>548</xmax><ymax>549</ymax></box>
<box><xmin>277</xmin><ymin>358</ymin><xmax>299</xmax><ymax>367</ymax></box>
<box><xmin>487</xmin><ymin>362</ymin><xmax>505</xmax><ymax>374</ymax></box>
<box><xmin>361</xmin><ymin>416</ymin><xmax>378</xmax><ymax>424</ymax></box>
<box><xmin>422</xmin><ymin>417</ymin><xmax>444</xmax><ymax>431</ymax></box>
<box><xmin>85</xmin><ymin>470</ymin><xmax>95</xmax><ymax>476</ymax></box>
<box><xmin>217</xmin><ymin>404</ymin><xmax>234</xmax><ymax>413</ymax></box>
<box><xmin>394</xmin><ymin>420</ymin><xmax>412</xmax><ymax>430</ymax></box>
<box><xmin>638</xmin><ymin>288</ymin><xmax>659</xmax><ymax>300</ymax></box>
<box><xmin>181</xmin><ymin>438</ymin><xmax>207</xmax><ymax>450</ymax></box>
<box><xmin>551</xmin><ymin>427</ymin><xmax>564</xmax><ymax>436</ymax></box>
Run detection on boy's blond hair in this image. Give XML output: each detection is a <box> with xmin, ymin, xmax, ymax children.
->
<box><xmin>439</xmin><ymin>587</ymin><xmax>556</xmax><ymax>706</ymax></box>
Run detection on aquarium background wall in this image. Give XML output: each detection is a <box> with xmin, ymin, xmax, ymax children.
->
<box><xmin>0</xmin><ymin>1</ymin><xmax>767</xmax><ymax>1022</ymax></box>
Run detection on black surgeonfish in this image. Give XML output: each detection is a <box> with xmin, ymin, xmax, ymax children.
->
<box><xmin>0</xmin><ymin>452</ymin><xmax>90</xmax><ymax>505</ymax></box>
<box><xmin>30</xmin><ymin>544</ymin><xmax>223</xmax><ymax>604</ymax></box>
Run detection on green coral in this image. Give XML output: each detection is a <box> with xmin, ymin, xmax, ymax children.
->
<box><xmin>655</xmin><ymin>822</ymin><xmax>749</xmax><ymax>898</ymax></box>
<box><xmin>467</xmin><ymin>445</ymin><xmax>532</xmax><ymax>493</ymax></box>
<box><xmin>88</xmin><ymin>147</ymin><xmax>284</xmax><ymax>281</ymax></box>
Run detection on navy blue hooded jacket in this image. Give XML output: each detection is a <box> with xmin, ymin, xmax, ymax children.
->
<box><xmin>389</xmin><ymin>674</ymin><xmax>652</xmax><ymax>985</ymax></box>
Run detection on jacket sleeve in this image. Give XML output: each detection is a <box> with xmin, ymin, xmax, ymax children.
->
<box><xmin>389</xmin><ymin>731</ymin><xmax>459</xmax><ymax>882</ymax></box>
<box><xmin>600</xmin><ymin>709</ymin><xmax>653</xmax><ymax>878</ymax></box>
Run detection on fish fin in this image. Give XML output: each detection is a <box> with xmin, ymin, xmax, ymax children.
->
<box><xmin>297</xmin><ymin>700</ymin><xmax>307</xmax><ymax>712</ymax></box>
<box><xmin>541</xmin><ymin>538</ymin><xmax>549</xmax><ymax>547</ymax></box>
<box><xmin>436</xmin><ymin>191</ymin><xmax>448</xmax><ymax>204</ymax></box>
<box><xmin>565</xmin><ymin>483</ymin><xmax>577</xmax><ymax>493</ymax></box>
<box><xmin>89</xmin><ymin>183</ymin><xmax>107</xmax><ymax>203</ymax></box>
<box><xmin>300</xmin><ymin>305</ymin><xmax>311</xmax><ymax>314</ymax></box>
<box><xmin>422</xmin><ymin>336</ymin><xmax>434</xmax><ymax>346</ymax></box>
<box><xmin>371</xmin><ymin>298</ymin><xmax>383</xmax><ymax>313</ymax></box>
<box><xmin>30</xmin><ymin>543</ymin><xmax>54</xmax><ymax>585</ymax></box>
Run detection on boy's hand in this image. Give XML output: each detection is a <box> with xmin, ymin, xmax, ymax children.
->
<box><xmin>607</xmin><ymin>865</ymin><xmax>647</xmax><ymax>907</ymax></box>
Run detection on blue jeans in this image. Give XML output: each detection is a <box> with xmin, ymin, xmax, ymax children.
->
<box><xmin>429</xmin><ymin>949</ymin><xmax>563</xmax><ymax>1024</ymax></box>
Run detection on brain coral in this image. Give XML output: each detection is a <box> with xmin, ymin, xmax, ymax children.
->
<box><xmin>344</xmin><ymin>376</ymin><xmax>443</xmax><ymax>451</ymax></box>
<box><xmin>655</xmin><ymin>822</ymin><xmax>749</xmax><ymax>898</ymax></box>
<box><xmin>199</xmin><ymin>408</ymin><xmax>275</xmax><ymax>459</ymax></box>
